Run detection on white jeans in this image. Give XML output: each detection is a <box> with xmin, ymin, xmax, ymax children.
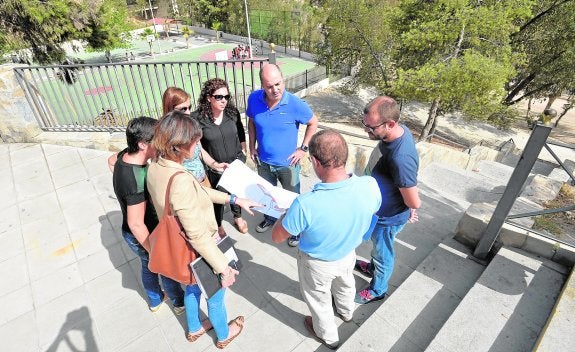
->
<box><xmin>298</xmin><ymin>250</ymin><xmax>356</xmax><ymax>345</ymax></box>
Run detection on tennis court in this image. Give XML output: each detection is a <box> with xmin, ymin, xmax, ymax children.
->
<box><xmin>22</xmin><ymin>41</ymin><xmax>317</xmax><ymax>129</ymax></box>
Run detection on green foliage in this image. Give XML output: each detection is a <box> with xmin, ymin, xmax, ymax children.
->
<box><xmin>0</xmin><ymin>0</ymin><xmax>131</xmax><ymax>64</ymax></box>
<box><xmin>505</xmin><ymin>0</ymin><xmax>575</xmax><ymax>105</ymax></box>
<box><xmin>190</xmin><ymin>0</ymin><xmax>230</xmax><ymax>30</ymax></box>
<box><xmin>315</xmin><ymin>0</ymin><xmax>396</xmax><ymax>88</ymax></box>
<box><xmin>388</xmin><ymin>0</ymin><xmax>534</xmax><ymax>139</ymax></box>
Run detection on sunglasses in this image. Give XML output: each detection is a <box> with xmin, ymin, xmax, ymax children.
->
<box><xmin>177</xmin><ymin>105</ymin><xmax>192</xmax><ymax>112</ymax></box>
<box><xmin>212</xmin><ymin>94</ymin><xmax>231</xmax><ymax>101</ymax></box>
<box><xmin>361</xmin><ymin>120</ymin><xmax>387</xmax><ymax>133</ymax></box>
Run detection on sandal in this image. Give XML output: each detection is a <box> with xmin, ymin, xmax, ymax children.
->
<box><xmin>234</xmin><ymin>218</ymin><xmax>248</xmax><ymax>234</ymax></box>
<box><xmin>186</xmin><ymin>320</ymin><xmax>213</xmax><ymax>342</ymax></box>
<box><xmin>216</xmin><ymin>316</ymin><xmax>245</xmax><ymax>349</ymax></box>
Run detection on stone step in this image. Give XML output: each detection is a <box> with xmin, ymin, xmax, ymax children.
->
<box><xmin>339</xmin><ymin>238</ymin><xmax>485</xmax><ymax>352</ymax></box>
<box><xmin>419</xmin><ymin>162</ymin><xmax>506</xmax><ymax>208</ymax></box>
<box><xmin>473</xmin><ymin>159</ymin><xmax>519</xmax><ymax>184</ymax></box>
<box><xmin>499</xmin><ymin>153</ymin><xmax>558</xmax><ymax>176</ymax></box>
<box><xmin>354</xmin><ymin>178</ymin><xmax>470</xmax><ymax>301</ymax></box>
<box><xmin>425</xmin><ymin>246</ymin><xmax>568</xmax><ymax>352</ymax></box>
<box><xmin>533</xmin><ymin>266</ymin><xmax>575</xmax><ymax>352</ymax></box>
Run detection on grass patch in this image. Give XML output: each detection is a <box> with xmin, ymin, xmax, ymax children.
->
<box><xmin>533</xmin><ymin>184</ymin><xmax>575</xmax><ymax>242</ymax></box>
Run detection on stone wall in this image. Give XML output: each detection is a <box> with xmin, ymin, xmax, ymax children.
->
<box><xmin>417</xmin><ymin>142</ymin><xmax>502</xmax><ymax>172</ymax></box>
<box><xmin>0</xmin><ymin>64</ymin><xmax>42</xmax><ymax>143</ymax></box>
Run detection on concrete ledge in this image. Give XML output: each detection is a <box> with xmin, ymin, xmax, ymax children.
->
<box><xmin>455</xmin><ymin>200</ymin><xmax>575</xmax><ymax>266</ymax></box>
<box><xmin>533</xmin><ymin>267</ymin><xmax>575</xmax><ymax>352</ymax></box>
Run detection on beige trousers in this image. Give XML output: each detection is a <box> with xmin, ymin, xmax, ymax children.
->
<box><xmin>297</xmin><ymin>250</ymin><xmax>356</xmax><ymax>345</ymax></box>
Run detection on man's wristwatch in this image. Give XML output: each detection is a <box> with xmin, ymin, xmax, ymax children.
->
<box><xmin>300</xmin><ymin>145</ymin><xmax>309</xmax><ymax>152</ymax></box>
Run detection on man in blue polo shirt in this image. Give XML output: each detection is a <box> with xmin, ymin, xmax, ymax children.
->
<box><xmin>247</xmin><ymin>63</ymin><xmax>318</xmax><ymax>245</ymax></box>
<box><xmin>272</xmin><ymin>130</ymin><xmax>381</xmax><ymax>349</ymax></box>
<box><xmin>354</xmin><ymin>96</ymin><xmax>421</xmax><ymax>304</ymax></box>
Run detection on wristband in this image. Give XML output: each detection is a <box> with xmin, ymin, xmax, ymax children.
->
<box><xmin>230</xmin><ymin>194</ymin><xmax>237</xmax><ymax>205</ymax></box>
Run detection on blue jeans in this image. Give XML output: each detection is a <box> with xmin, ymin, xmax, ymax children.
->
<box><xmin>185</xmin><ymin>285</ymin><xmax>229</xmax><ymax>341</ymax></box>
<box><xmin>368</xmin><ymin>221</ymin><xmax>405</xmax><ymax>297</ymax></box>
<box><xmin>122</xmin><ymin>231</ymin><xmax>184</xmax><ymax>307</ymax></box>
<box><xmin>257</xmin><ymin>161</ymin><xmax>300</xmax><ymax>222</ymax></box>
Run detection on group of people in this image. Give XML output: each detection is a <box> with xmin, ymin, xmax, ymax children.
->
<box><xmin>231</xmin><ymin>44</ymin><xmax>251</xmax><ymax>60</ymax></box>
<box><xmin>110</xmin><ymin>62</ymin><xmax>421</xmax><ymax>350</ymax></box>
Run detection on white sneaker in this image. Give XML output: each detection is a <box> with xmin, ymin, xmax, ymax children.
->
<box><xmin>174</xmin><ymin>305</ymin><xmax>186</xmax><ymax>315</ymax></box>
<box><xmin>149</xmin><ymin>293</ymin><xmax>168</xmax><ymax>312</ymax></box>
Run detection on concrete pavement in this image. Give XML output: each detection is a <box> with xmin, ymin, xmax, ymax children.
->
<box><xmin>0</xmin><ymin>142</ymin><xmax>385</xmax><ymax>352</ymax></box>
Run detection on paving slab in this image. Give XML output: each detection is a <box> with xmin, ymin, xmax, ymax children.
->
<box><xmin>0</xmin><ymin>143</ymin><xmax>373</xmax><ymax>352</ymax></box>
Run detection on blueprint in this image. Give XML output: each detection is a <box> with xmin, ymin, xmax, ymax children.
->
<box><xmin>217</xmin><ymin>160</ymin><xmax>298</xmax><ymax>218</ymax></box>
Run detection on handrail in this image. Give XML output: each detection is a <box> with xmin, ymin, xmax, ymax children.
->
<box><xmin>474</xmin><ymin>123</ymin><xmax>575</xmax><ymax>259</ymax></box>
<box><xmin>422</xmin><ymin>133</ymin><xmax>471</xmax><ymax>152</ymax></box>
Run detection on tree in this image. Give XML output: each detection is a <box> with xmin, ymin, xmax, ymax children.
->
<box><xmin>0</xmin><ymin>0</ymin><xmax>131</xmax><ymax>64</ymax></box>
<box><xmin>181</xmin><ymin>26</ymin><xmax>194</xmax><ymax>49</ymax></box>
<box><xmin>190</xmin><ymin>0</ymin><xmax>230</xmax><ymax>30</ymax></box>
<box><xmin>504</xmin><ymin>0</ymin><xmax>575</xmax><ymax>106</ymax></box>
<box><xmin>389</xmin><ymin>0</ymin><xmax>533</xmax><ymax>141</ymax></box>
<box><xmin>314</xmin><ymin>0</ymin><xmax>396</xmax><ymax>89</ymax></box>
<box><xmin>140</xmin><ymin>28</ymin><xmax>157</xmax><ymax>56</ymax></box>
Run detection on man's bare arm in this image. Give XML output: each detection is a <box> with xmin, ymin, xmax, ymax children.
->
<box><xmin>271</xmin><ymin>218</ymin><xmax>291</xmax><ymax>243</ymax></box>
<box><xmin>300</xmin><ymin>114</ymin><xmax>319</xmax><ymax>147</ymax></box>
<box><xmin>127</xmin><ymin>202</ymin><xmax>151</xmax><ymax>252</ymax></box>
<box><xmin>247</xmin><ymin>118</ymin><xmax>258</xmax><ymax>162</ymax></box>
<box><xmin>399</xmin><ymin>186</ymin><xmax>421</xmax><ymax>209</ymax></box>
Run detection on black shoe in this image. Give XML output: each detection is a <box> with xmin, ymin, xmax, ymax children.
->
<box><xmin>287</xmin><ymin>235</ymin><xmax>300</xmax><ymax>247</ymax></box>
<box><xmin>256</xmin><ymin>219</ymin><xmax>275</xmax><ymax>233</ymax></box>
<box><xmin>354</xmin><ymin>259</ymin><xmax>374</xmax><ymax>278</ymax></box>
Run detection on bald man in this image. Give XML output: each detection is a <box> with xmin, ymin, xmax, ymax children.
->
<box><xmin>246</xmin><ymin>64</ymin><xmax>318</xmax><ymax>243</ymax></box>
<box><xmin>272</xmin><ymin>130</ymin><xmax>381</xmax><ymax>349</ymax></box>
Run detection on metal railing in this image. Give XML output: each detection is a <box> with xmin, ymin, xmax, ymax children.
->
<box><xmin>284</xmin><ymin>66</ymin><xmax>327</xmax><ymax>92</ymax></box>
<box><xmin>422</xmin><ymin>133</ymin><xmax>471</xmax><ymax>152</ymax></box>
<box><xmin>13</xmin><ymin>58</ymin><xmax>269</xmax><ymax>132</ymax></box>
<box><xmin>474</xmin><ymin>123</ymin><xmax>575</xmax><ymax>259</ymax></box>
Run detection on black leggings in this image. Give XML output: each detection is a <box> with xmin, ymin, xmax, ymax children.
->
<box><xmin>206</xmin><ymin>169</ymin><xmax>241</xmax><ymax>226</ymax></box>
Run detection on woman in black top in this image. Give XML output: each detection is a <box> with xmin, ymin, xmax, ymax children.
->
<box><xmin>192</xmin><ymin>78</ymin><xmax>249</xmax><ymax>235</ymax></box>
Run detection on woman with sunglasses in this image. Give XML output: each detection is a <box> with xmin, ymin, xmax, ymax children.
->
<box><xmin>147</xmin><ymin>110</ymin><xmax>261</xmax><ymax>348</ymax></box>
<box><xmin>162</xmin><ymin>87</ymin><xmax>226</xmax><ymax>187</ymax></box>
<box><xmin>192</xmin><ymin>79</ymin><xmax>249</xmax><ymax>235</ymax></box>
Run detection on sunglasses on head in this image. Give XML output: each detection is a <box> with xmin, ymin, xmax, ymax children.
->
<box><xmin>211</xmin><ymin>94</ymin><xmax>231</xmax><ymax>101</ymax></box>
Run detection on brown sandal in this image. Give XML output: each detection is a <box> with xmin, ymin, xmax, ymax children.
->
<box><xmin>216</xmin><ymin>316</ymin><xmax>245</xmax><ymax>349</ymax></box>
<box><xmin>186</xmin><ymin>320</ymin><xmax>213</xmax><ymax>342</ymax></box>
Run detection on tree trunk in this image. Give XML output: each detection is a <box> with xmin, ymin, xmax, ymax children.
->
<box><xmin>555</xmin><ymin>100</ymin><xmax>574</xmax><ymax>127</ymax></box>
<box><xmin>545</xmin><ymin>94</ymin><xmax>558</xmax><ymax>110</ymax></box>
<box><xmin>526</xmin><ymin>97</ymin><xmax>533</xmax><ymax>119</ymax></box>
<box><xmin>419</xmin><ymin>97</ymin><xmax>441</xmax><ymax>142</ymax></box>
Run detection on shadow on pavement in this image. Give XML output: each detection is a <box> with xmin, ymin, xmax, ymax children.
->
<box><xmin>44</xmin><ymin>306</ymin><xmax>98</xmax><ymax>352</ymax></box>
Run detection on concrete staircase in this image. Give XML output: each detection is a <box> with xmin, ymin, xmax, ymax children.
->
<box><xmin>341</xmin><ymin>158</ymin><xmax>574</xmax><ymax>352</ymax></box>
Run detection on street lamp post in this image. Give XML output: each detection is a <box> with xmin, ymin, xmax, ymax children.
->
<box><xmin>243</xmin><ymin>0</ymin><xmax>253</xmax><ymax>58</ymax></box>
<box><xmin>148</xmin><ymin>0</ymin><xmax>162</xmax><ymax>55</ymax></box>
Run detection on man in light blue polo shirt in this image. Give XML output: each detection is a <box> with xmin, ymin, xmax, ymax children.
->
<box><xmin>272</xmin><ymin>130</ymin><xmax>381</xmax><ymax>349</ymax></box>
<box><xmin>247</xmin><ymin>64</ymin><xmax>318</xmax><ymax>244</ymax></box>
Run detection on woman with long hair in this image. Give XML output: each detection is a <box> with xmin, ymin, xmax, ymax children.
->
<box><xmin>192</xmin><ymin>78</ymin><xmax>249</xmax><ymax>235</ymax></box>
<box><xmin>147</xmin><ymin>110</ymin><xmax>260</xmax><ymax>348</ymax></box>
<box><xmin>161</xmin><ymin>87</ymin><xmax>226</xmax><ymax>186</ymax></box>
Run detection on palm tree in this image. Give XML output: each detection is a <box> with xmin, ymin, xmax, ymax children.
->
<box><xmin>181</xmin><ymin>26</ymin><xmax>194</xmax><ymax>49</ymax></box>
